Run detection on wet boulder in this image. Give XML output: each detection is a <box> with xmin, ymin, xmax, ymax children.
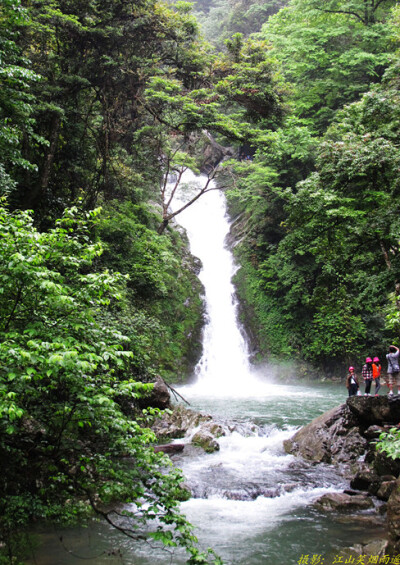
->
<box><xmin>350</xmin><ymin>468</ymin><xmax>381</xmax><ymax>494</ymax></box>
<box><xmin>373</xmin><ymin>449</ymin><xmax>400</xmax><ymax>478</ymax></box>
<box><xmin>191</xmin><ymin>429</ymin><xmax>220</xmax><ymax>453</ymax></box>
<box><xmin>284</xmin><ymin>404</ymin><xmax>365</xmax><ymax>464</ymax></box>
<box><xmin>197</xmin><ymin>420</ymin><xmax>225</xmax><ymax>439</ymax></box>
<box><xmin>347</xmin><ymin>395</ymin><xmax>400</xmax><ymax>426</ymax></box>
<box><xmin>152</xmin><ymin>404</ymin><xmax>212</xmax><ymax>440</ymax></box>
<box><xmin>377</xmin><ymin>480</ymin><xmax>398</xmax><ymax>501</ymax></box>
<box><xmin>314</xmin><ymin>492</ymin><xmax>374</xmax><ymax>512</ymax></box>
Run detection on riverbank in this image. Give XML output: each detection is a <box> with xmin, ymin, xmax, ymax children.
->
<box><xmin>153</xmin><ymin>392</ymin><xmax>400</xmax><ymax>561</ymax></box>
<box><xmin>285</xmin><ymin>395</ymin><xmax>400</xmax><ymax>558</ymax></box>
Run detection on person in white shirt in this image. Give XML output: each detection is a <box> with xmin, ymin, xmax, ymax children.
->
<box><xmin>386</xmin><ymin>345</ymin><xmax>400</xmax><ymax>395</ymax></box>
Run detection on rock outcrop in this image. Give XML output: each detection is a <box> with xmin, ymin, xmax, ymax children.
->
<box><xmin>199</xmin><ymin>131</ymin><xmax>235</xmax><ymax>174</ymax></box>
<box><xmin>138</xmin><ymin>376</ymin><xmax>171</xmax><ymax>410</ymax></box>
<box><xmin>314</xmin><ymin>492</ymin><xmax>374</xmax><ymax>512</ymax></box>
<box><xmin>152</xmin><ymin>404</ymin><xmax>224</xmax><ymax>453</ymax></box>
<box><xmin>283</xmin><ymin>403</ymin><xmax>367</xmax><ymax>464</ymax></box>
<box><xmin>285</xmin><ymin>396</ymin><xmax>400</xmax><ymax>468</ymax></box>
<box><xmin>347</xmin><ymin>395</ymin><xmax>400</xmax><ymax>426</ymax></box>
<box><xmin>286</xmin><ymin>395</ymin><xmax>400</xmax><ymax>557</ymax></box>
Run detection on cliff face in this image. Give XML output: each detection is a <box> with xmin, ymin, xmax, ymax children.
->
<box><xmin>285</xmin><ymin>396</ymin><xmax>400</xmax><ymax>556</ymax></box>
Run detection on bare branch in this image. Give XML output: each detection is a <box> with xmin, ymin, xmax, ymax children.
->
<box><xmin>161</xmin><ymin>157</ymin><xmax>171</xmax><ymax>203</ymax></box>
<box><xmin>165</xmin><ymin>182</ymin><xmax>218</xmax><ymax>223</ymax></box>
<box><xmin>165</xmin><ymin>166</ymin><xmax>187</xmax><ymax>211</ymax></box>
<box><xmin>85</xmin><ymin>492</ymin><xmax>147</xmax><ymax>541</ymax></box>
<box><xmin>313</xmin><ymin>6</ymin><xmax>366</xmax><ymax>23</ymax></box>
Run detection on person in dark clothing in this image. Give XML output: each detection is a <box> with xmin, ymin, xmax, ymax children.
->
<box><xmin>346</xmin><ymin>366</ymin><xmax>359</xmax><ymax>397</ymax></box>
<box><xmin>362</xmin><ymin>357</ymin><xmax>373</xmax><ymax>396</ymax></box>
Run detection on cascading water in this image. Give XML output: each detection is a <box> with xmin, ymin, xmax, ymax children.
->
<box><xmin>27</xmin><ymin>171</ymin><xmax>380</xmax><ymax>565</ymax></box>
<box><xmin>164</xmin><ymin>171</ymin><xmax>377</xmax><ymax>565</ymax></box>
<box><xmin>171</xmin><ymin>170</ymin><xmax>264</xmax><ymax>397</ymax></box>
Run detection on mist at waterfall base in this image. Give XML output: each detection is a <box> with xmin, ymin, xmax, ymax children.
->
<box><xmin>26</xmin><ymin>173</ymin><xmax>381</xmax><ymax>565</ymax></box>
<box><xmin>163</xmin><ymin>171</ymin><xmax>376</xmax><ymax>564</ymax></box>
<box><xmin>170</xmin><ymin>171</ymin><xmax>326</xmax><ymax>409</ymax></box>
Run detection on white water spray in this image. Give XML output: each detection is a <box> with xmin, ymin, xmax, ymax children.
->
<box><xmin>170</xmin><ymin>170</ymin><xmax>271</xmax><ymax>397</ymax></box>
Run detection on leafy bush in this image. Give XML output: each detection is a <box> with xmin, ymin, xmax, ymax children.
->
<box><xmin>0</xmin><ymin>204</ymin><xmax>218</xmax><ymax>564</ymax></box>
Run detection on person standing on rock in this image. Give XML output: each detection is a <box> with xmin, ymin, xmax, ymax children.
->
<box><xmin>372</xmin><ymin>357</ymin><xmax>381</xmax><ymax>396</ymax></box>
<box><xmin>386</xmin><ymin>345</ymin><xmax>400</xmax><ymax>395</ymax></box>
<box><xmin>362</xmin><ymin>357</ymin><xmax>373</xmax><ymax>396</ymax></box>
<box><xmin>346</xmin><ymin>366</ymin><xmax>359</xmax><ymax>397</ymax></box>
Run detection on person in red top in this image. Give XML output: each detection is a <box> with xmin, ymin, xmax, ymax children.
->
<box><xmin>372</xmin><ymin>356</ymin><xmax>381</xmax><ymax>396</ymax></box>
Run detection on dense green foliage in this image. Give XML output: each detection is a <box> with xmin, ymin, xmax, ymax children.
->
<box><xmin>0</xmin><ymin>205</ymin><xmax>221</xmax><ymax>564</ymax></box>
<box><xmin>0</xmin><ymin>0</ymin><xmax>285</xmax><ymax>560</ymax></box>
<box><xmin>0</xmin><ymin>0</ymin><xmax>228</xmax><ymax>562</ymax></box>
<box><xmin>96</xmin><ymin>200</ymin><xmax>205</xmax><ymax>377</ymax></box>
<box><xmin>219</xmin><ymin>0</ymin><xmax>400</xmax><ymax>371</ymax></box>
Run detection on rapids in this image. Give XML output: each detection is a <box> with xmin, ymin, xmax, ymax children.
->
<box><xmin>26</xmin><ymin>172</ymin><xmax>379</xmax><ymax>565</ymax></box>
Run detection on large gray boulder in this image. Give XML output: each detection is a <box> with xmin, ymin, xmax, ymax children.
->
<box><xmin>152</xmin><ymin>404</ymin><xmax>226</xmax><ymax>453</ymax></box>
<box><xmin>285</xmin><ymin>397</ymin><xmax>400</xmax><ymax>466</ymax></box>
<box><xmin>314</xmin><ymin>492</ymin><xmax>374</xmax><ymax>512</ymax></box>
<box><xmin>192</xmin><ymin>429</ymin><xmax>220</xmax><ymax>453</ymax></box>
<box><xmin>284</xmin><ymin>403</ymin><xmax>366</xmax><ymax>464</ymax></box>
<box><xmin>152</xmin><ymin>404</ymin><xmax>212</xmax><ymax>440</ymax></box>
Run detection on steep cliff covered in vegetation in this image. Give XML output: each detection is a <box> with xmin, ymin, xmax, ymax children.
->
<box><xmin>222</xmin><ymin>0</ymin><xmax>400</xmax><ymax>372</ymax></box>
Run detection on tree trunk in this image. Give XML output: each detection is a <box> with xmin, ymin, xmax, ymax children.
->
<box><xmin>26</xmin><ymin>113</ymin><xmax>61</xmax><ymax>209</ymax></box>
<box><xmin>157</xmin><ymin>218</ymin><xmax>169</xmax><ymax>235</ymax></box>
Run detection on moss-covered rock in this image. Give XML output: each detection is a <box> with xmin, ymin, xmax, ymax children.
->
<box><xmin>191</xmin><ymin>430</ymin><xmax>220</xmax><ymax>453</ymax></box>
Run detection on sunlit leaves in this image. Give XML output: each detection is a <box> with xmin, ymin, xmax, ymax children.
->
<box><xmin>0</xmin><ymin>204</ymin><xmax>220</xmax><ymax>564</ymax></box>
<box><xmin>261</xmin><ymin>0</ymin><xmax>395</xmax><ymax>132</ymax></box>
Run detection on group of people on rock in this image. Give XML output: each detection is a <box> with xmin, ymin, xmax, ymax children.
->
<box><xmin>346</xmin><ymin>345</ymin><xmax>400</xmax><ymax>397</ymax></box>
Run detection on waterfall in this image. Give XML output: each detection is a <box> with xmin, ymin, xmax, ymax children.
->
<box><xmin>170</xmin><ymin>170</ymin><xmax>269</xmax><ymax>397</ymax></box>
<box><xmin>26</xmin><ymin>171</ymin><xmax>354</xmax><ymax>565</ymax></box>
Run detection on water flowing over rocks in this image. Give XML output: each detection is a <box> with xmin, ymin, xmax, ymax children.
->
<box><xmin>152</xmin><ymin>404</ymin><xmax>224</xmax><ymax>453</ymax></box>
<box><xmin>285</xmin><ymin>395</ymin><xmax>400</xmax><ymax>556</ymax></box>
